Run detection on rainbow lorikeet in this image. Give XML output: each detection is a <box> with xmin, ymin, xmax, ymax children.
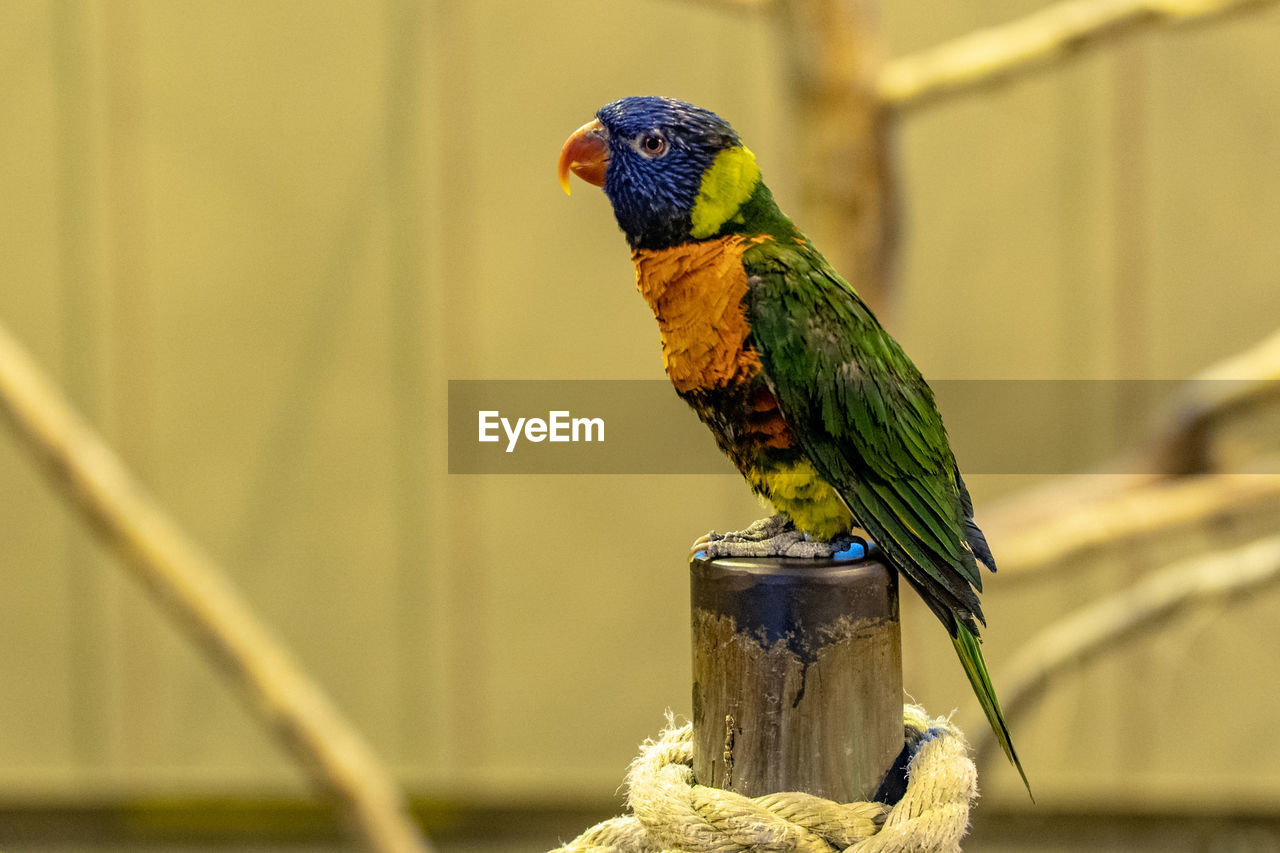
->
<box><xmin>558</xmin><ymin>96</ymin><xmax>1029</xmax><ymax>794</ymax></box>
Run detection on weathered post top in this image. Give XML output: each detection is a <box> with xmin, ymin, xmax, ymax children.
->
<box><xmin>691</xmin><ymin>554</ymin><xmax>903</xmax><ymax>803</ymax></box>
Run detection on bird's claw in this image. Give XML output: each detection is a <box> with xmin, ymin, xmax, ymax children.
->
<box><xmin>691</xmin><ymin>514</ymin><xmax>794</xmax><ymax>557</ymax></box>
<box><xmin>693</xmin><ymin>516</ymin><xmax>870</xmax><ymax>561</ymax></box>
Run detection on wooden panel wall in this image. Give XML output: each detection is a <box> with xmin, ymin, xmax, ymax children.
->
<box><xmin>0</xmin><ymin>0</ymin><xmax>1278</xmax><ymax>812</ymax></box>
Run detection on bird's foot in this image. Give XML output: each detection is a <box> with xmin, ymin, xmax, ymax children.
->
<box><xmin>691</xmin><ymin>514</ymin><xmax>791</xmax><ymax>554</ymax></box>
<box><xmin>693</xmin><ymin>515</ymin><xmax>870</xmax><ymax>561</ymax></box>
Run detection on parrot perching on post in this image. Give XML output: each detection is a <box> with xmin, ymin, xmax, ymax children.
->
<box><xmin>558</xmin><ymin>96</ymin><xmax>1029</xmax><ymax>796</ymax></box>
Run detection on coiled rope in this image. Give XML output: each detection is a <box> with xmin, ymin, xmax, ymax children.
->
<box><xmin>552</xmin><ymin>706</ymin><xmax>977</xmax><ymax>853</ymax></box>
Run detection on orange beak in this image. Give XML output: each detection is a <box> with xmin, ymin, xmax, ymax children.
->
<box><xmin>558</xmin><ymin>118</ymin><xmax>610</xmax><ymax>194</ymax></box>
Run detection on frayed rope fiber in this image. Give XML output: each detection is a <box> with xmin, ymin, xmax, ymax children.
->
<box><xmin>551</xmin><ymin>705</ymin><xmax>977</xmax><ymax>853</ymax></box>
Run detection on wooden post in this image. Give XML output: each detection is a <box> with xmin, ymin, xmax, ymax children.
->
<box><xmin>690</xmin><ymin>555</ymin><xmax>902</xmax><ymax>803</ymax></box>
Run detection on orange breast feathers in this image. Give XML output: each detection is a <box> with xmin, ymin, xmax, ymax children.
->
<box><xmin>632</xmin><ymin>235</ymin><xmax>768</xmax><ymax>394</ymax></box>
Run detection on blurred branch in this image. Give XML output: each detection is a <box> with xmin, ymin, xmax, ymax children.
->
<box><xmin>986</xmin><ymin>327</ymin><xmax>1280</xmax><ymax>579</ymax></box>
<box><xmin>0</xmin><ymin>320</ymin><xmax>429</xmax><ymax>853</ymax></box>
<box><xmin>675</xmin><ymin>0</ymin><xmax>775</xmax><ymax>9</ymax></box>
<box><xmin>780</xmin><ymin>0</ymin><xmax>898</xmax><ymax>313</ymax></box>
<box><xmin>975</xmin><ymin>533</ymin><xmax>1280</xmax><ymax>764</ymax></box>
<box><xmin>671</xmin><ymin>0</ymin><xmax>898</xmax><ymax>311</ymax></box>
<box><xmin>680</xmin><ymin>0</ymin><xmax>1277</xmax><ymax>308</ymax></box>
<box><xmin>879</xmin><ymin>0</ymin><xmax>1280</xmax><ymax>111</ymax></box>
<box><xmin>990</xmin><ymin>471</ymin><xmax>1280</xmax><ymax>579</ymax></box>
<box><xmin>1151</xmin><ymin>327</ymin><xmax>1280</xmax><ymax>476</ymax></box>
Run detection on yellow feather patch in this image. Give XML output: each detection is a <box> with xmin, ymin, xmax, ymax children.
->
<box><xmin>748</xmin><ymin>459</ymin><xmax>854</xmax><ymax>540</ymax></box>
<box><xmin>690</xmin><ymin>146</ymin><xmax>761</xmax><ymax>239</ymax></box>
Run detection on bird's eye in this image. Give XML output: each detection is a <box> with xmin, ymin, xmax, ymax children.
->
<box><xmin>638</xmin><ymin>134</ymin><xmax>667</xmax><ymax>158</ymax></box>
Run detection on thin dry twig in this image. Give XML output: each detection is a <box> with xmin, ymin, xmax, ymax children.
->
<box><xmin>879</xmin><ymin>0</ymin><xmax>1280</xmax><ymax>110</ymax></box>
<box><xmin>974</xmin><ymin>533</ymin><xmax>1280</xmax><ymax>763</ymax></box>
<box><xmin>0</xmin><ymin>320</ymin><xmax>430</xmax><ymax>853</ymax></box>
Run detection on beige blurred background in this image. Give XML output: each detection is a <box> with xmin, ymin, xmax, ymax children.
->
<box><xmin>3</xmin><ymin>1</ymin><xmax>1280</xmax><ymax>850</ymax></box>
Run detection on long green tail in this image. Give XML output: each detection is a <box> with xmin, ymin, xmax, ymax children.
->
<box><xmin>952</xmin><ymin>622</ymin><xmax>1033</xmax><ymax>799</ymax></box>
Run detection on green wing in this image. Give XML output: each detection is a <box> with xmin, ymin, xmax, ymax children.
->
<box><xmin>743</xmin><ymin>238</ymin><xmax>985</xmax><ymax>631</ymax></box>
<box><xmin>744</xmin><ymin>238</ymin><xmax>1032</xmax><ymax>794</ymax></box>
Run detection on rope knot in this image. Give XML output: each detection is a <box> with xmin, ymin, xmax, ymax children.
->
<box><xmin>552</xmin><ymin>705</ymin><xmax>977</xmax><ymax>853</ymax></box>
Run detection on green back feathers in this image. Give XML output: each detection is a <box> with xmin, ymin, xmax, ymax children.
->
<box><xmin>741</xmin><ymin>235</ymin><xmax>1033</xmax><ymax>797</ymax></box>
<box><xmin>742</xmin><ymin>237</ymin><xmax>986</xmax><ymax>629</ymax></box>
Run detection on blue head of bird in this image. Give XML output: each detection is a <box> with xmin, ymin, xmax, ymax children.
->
<box><xmin>558</xmin><ymin>96</ymin><xmax>747</xmax><ymax>251</ymax></box>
